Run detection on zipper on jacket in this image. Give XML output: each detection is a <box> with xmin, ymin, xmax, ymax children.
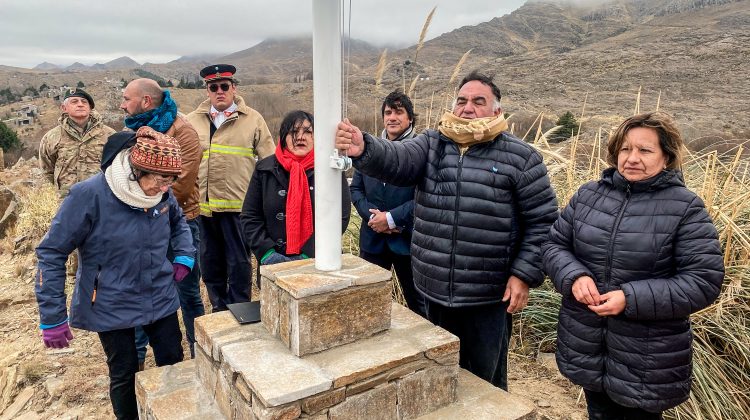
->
<box><xmin>449</xmin><ymin>147</ymin><xmax>468</xmax><ymax>305</ymax></box>
<box><xmin>604</xmin><ymin>183</ymin><xmax>631</xmax><ymax>289</ymax></box>
<box><xmin>92</xmin><ymin>265</ymin><xmax>101</xmax><ymax>306</ymax></box>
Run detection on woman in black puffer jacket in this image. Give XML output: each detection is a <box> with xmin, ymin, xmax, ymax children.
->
<box><xmin>542</xmin><ymin>112</ymin><xmax>724</xmax><ymax>419</ymax></box>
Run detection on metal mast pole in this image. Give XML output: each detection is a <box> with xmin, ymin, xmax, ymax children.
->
<box><xmin>313</xmin><ymin>0</ymin><xmax>343</xmax><ymax>271</ymax></box>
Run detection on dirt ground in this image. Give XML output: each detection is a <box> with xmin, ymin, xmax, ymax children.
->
<box><xmin>0</xmin><ymin>160</ymin><xmax>586</xmax><ymax>420</ymax></box>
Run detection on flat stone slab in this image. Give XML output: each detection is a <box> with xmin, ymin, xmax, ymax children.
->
<box><xmin>222</xmin><ymin>334</ymin><xmax>333</xmax><ymax>406</ymax></box>
<box><xmin>135</xmin><ymin>360</ymin><xmax>223</xmax><ymax>420</ymax></box>
<box><xmin>416</xmin><ymin>369</ymin><xmax>537</xmax><ymax>420</ymax></box>
<box><xmin>306</xmin><ymin>304</ymin><xmax>459</xmax><ymax>388</ymax></box>
<box><xmin>195</xmin><ymin>303</ymin><xmax>460</xmax><ymax>409</ymax></box>
<box><xmin>260</xmin><ymin>254</ymin><xmax>392</xmax><ymax>299</ymax></box>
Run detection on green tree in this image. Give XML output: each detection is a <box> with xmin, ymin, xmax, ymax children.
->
<box><xmin>553</xmin><ymin>111</ymin><xmax>580</xmax><ymax>142</ymax></box>
<box><xmin>0</xmin><ymin>121</ymin><xmax>21</xmax><ymax>152</ymax></box>
<box><xmin>39</xmin><ymin>83</ymin><xmax>50</xmax><ymax>92</ymax></box>
<box><xmin>121</xmin><ymin>78</ymin><xmax>128</xmax><ymax>88</ymax></box>
<box><xmin>76</xmin><ymin>81</ymin><xmax>85</xmax><ymax>88</ymax></box>
<box><xmin>23</xmin><ymin>86</ymin><xmax>39</xmax><ymax>97</ymax></box>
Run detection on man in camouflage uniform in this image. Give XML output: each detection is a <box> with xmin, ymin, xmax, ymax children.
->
<box><xmin>39</xmin><ymin>89</ymin><xmax>115</xmax><ymax>197</ymax></box>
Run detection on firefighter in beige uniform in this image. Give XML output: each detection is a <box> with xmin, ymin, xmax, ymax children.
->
<box><xmin>186</xmin><ymin>64</ymin><xmax>275</xmax><ymax>311</ymax></box>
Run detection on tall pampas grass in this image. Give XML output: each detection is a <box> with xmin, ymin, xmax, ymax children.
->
<box><xmin>374</xmin><ymin>49</ymin><xmax>387</xmax><ymax>97</ymax></box>
<box><xmin>413</xmin><ymin>6</ymin><xmax>436</xmax><ymax>68</ymax></box>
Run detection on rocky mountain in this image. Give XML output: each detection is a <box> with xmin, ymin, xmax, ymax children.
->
<box><xmin>100</xmin><ymin>56</ymin><xmax>141</xmax><ymax>70</ymax></box>
<box><xmin>65</xmin><ymin>62</ymin><xmax>88</xmax><ymax>71</ymax></box>
<box><xmin>216</xmin><ymin>36</ymin><xmax>380</xmax><ymax>84</ymax></box>
<box><xmin>32</xmin><ymin>62</ymin><xmax>59</xmax><ymax>71</ymax></box>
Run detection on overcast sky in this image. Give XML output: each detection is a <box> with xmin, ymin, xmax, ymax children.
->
<box><xmin>0</xmin><ymin>0</ymin><xmax>526</xmax><ymax>69</ymax></box>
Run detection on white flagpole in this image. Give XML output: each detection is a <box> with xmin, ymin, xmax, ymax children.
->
<box><xmin>313</xmin><ymin>0</ymin><xmax>343</xmax><ymax>271</ymax></box>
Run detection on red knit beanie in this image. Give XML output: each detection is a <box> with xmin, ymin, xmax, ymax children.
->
<box><xmin>129</xmin><ymin>126</ymin><xmax>182</xmax><ymax>176</ymax></box>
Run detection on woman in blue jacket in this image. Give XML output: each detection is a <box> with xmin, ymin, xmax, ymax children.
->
<box><xmin>35</xmin><ymin>126</ymin><xmax>195</xmax><ymax>420</ymax></box>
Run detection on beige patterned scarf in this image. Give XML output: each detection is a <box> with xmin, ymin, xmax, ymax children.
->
<box><xmin>438</xmin><ymin>112</ymin><xmax>509</xmax><ymax>147</ymax></box>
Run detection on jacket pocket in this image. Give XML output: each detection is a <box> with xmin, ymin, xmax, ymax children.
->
<box><xmin>91</xmin><ymin>265</ymin><xmax>101</xmax><ymax>306</ymax></box>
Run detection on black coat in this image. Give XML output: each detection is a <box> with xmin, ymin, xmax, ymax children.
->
<box><xmin>350</xmin><ymin>130</ymin><xmax>416</xmax><ymax>256</ymax></box>
<box><xmin>240</xmin><ymin>155</ymin><xmax>351</xmax><ymax>259</ymax></box>
<box><xmin>542</xmin><ymin>168</ymin><xmax>724</xmax><ymax>413</ymax></box>
<box><xmin>354</xmin><ymin>129</ymin><xmax>558</xmax><ymax>306</ymax></box>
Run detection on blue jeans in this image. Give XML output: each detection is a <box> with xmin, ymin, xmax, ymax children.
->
<box><xmin>136</xmin><ymin>219</ymin><xmax>204</xmax><ymax>361</ymax></box>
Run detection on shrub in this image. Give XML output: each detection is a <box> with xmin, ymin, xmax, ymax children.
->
<box><xmin>0</xmin><ymin>121</ymin><xmax>21</xmax><ymax>152</ymax></box>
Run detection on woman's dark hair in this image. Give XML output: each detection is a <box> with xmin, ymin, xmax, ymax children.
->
<box><xmin>606</xmin><ymin>112</ymin><xmax>684</xmax><ymax>170</ymax></box>
<box><xmin>381</xmin><ymin>90</ymin><xmax>416</xmax><ymax>126</ymax></box>
<box><xmin>279</xmin><ymin>110</ymin><xmax>314</xmax><ymax>144</ymax></box>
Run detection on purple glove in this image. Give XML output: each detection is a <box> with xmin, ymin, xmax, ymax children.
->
<box><xmin>42</xmin><ymin>323</ymin><xmax>74</xmax><ymax>349</ymax></box>
<box><xmin>173</xmin><ymin>263</ymin><xmax>190</xmax><ymax>282</ymax></box>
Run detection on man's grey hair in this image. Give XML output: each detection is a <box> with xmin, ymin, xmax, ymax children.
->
<box><xmin>450</xmin><ymin>97</ymin><xmax>502</xmax><ymax>113</ymax></box>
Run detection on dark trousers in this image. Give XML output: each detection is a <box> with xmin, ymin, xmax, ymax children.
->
<box><xmin>98</xmin><ymin>312</ymin><xmax>183</xmax><ymax>420</ymax></box>
<box><xmin>426</xmin><ymin>300</ymin><xmax>511</xmax><ymax>390</ymax></box>
<box><xmin>198</xmin><ymin>213</ymin><xmax>251</xmax><ymax>311</ymax></box>
<box><xmin>135</xmin><ymin>219</ymin><xmax>205</xmax><ymax>361</ymax></box>
<box><xmin>360</xmin><ymin>249</ymin><xmax>426</xmax><ymax>317</ymax></box>
<box><xmin>584</xmin><ymin>390</ymin><xmax>663</xmax><ymax>420</ymax></box>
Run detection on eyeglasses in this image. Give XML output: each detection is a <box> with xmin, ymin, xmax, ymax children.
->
<box><xmin>208</xmin><ymin>83</ymin><xmax>231</xmax><ymax>93</ymax></box>
<box><xmin>147</xmin><ymin>173</ymin><xmax>177</xmax><ymax>187</ymax></box>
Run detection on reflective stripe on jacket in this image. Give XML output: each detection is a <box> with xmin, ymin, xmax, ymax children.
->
<box><xmin>187</xmin><ymin>95</ymin><xmax>275</xmax><ymax>215</ymax></box>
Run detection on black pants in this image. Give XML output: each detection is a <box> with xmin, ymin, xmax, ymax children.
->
<box><xmin>361</xmin><ymin>249</ymin><xmax>426</xmax><ymax>317</ymax></box>
<box><xmin>585</xmin><ymin>390</ymin><xmax>663</xmax><ymax>420</ymax></box>
<box><xmin>198</xmin><ymin>213</ymin><xmax>251</xmax><ymax>311</ymax></box>
<box><xmin>426</xmin><ymin>301</ymin><xmax>511</xmax><ymax>390</ymax></box>
<box><xmin>98</xmin><ymin>312</ymin><xmax>183</xmax><ymax>420</ymax></box>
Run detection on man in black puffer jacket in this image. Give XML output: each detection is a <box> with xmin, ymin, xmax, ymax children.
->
<box><xmin>335</xmin><ymin>71</ymin><xmax>558</xmax><ymax>389</ymax></box>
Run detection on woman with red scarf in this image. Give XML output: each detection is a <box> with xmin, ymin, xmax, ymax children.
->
<box><xmin>241</xmin><ymin>110</ymin><xmax>351</xmax><ymax>265</ymax></box>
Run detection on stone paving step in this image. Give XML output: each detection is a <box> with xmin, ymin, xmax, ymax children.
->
<box><xmin>417</xmin><ymin>369</ymin><xmax>536</xmax><ymax>420</ymax></box>
<box><xmin>135</xmin><ymin>359</ymin><xmax>223</xmax><ymax>420</ymax></box>
<box><xmin>137</xmin><ymin>360</ymin><xmax>535</xmax><ymax>420</ymax></box>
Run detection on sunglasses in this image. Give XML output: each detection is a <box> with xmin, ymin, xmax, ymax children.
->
<box><xmin>208</xmin><ymin>83</ymin><xmax>231</xmax><ymax>93</ymax></box>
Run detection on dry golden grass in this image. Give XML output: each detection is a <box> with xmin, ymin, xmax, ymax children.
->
<box><xmin>517</xmin><ymin>112</ymin><xmax>750</xmax><ymax>420</ymax></box>
<box><xmin>14</xmin><ymin>183</ymin><xmax>58</xmax><ymax>241</ymax></box>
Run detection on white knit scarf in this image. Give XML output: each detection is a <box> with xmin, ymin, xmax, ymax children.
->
<box><xmin>105</xmin><ymin>150</ymin><xmax>162</xmax><ymax>209</ymax></box>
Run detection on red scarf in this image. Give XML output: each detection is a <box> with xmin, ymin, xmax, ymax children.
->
<box><xmin>274</xmin><ymin>142</ymin><xmax>315</xmax><ymax>255</ymax></box>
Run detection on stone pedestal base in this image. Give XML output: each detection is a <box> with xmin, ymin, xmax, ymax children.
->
<box><xmin>193</xmin><ymin>304</ymin><xmax>459</xmax><ymax>419</ymax></box>
<box><xmin>135</xmin><ymin>256</ymin><xmax>536</xmax><ymax>419</ymax></box>
<box><xmin>260</xmin><ymin>255</ymin><xmax>393</xmax><ymax>357</ymax></box>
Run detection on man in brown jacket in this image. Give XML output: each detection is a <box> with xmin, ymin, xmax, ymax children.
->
<box><xmin>121</xmin><ymin>78</ymin><xmax>205</xmax><ymax>362</ymax></box>
<box><xmin>39</xmin><ymin>89</ymin><xmax>115</xmax><ymax>197</ymax></box>
<box><xmin>187</xmin><ymin>64</ymin><xmax>275</xmax><ymax>312</ymax></box>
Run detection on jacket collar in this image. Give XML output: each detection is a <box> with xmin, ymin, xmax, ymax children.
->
<box><xmin>194</xmin><ymin>95</ymin><xmax>251</xmax><ymax>116</ymax></box>
<box><xmin>380</xmin><ymin>125</ymin><xmax>415</xmax><ymax>142</ymax></box>
<box><xmin>602</xmin><ymin>167</ymin><xmax>685</xmax><ymax>192</ymax></box>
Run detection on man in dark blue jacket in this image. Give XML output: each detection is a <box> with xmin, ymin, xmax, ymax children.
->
<box><xmin>350</xmin><ymin>91</ymin><xmax>425</xmax><ymax>316</ymax></box>
<box><xmin>335</xmin><ymin>71</ymin><xmax>558</xmax><ymax>390</ymax></box>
